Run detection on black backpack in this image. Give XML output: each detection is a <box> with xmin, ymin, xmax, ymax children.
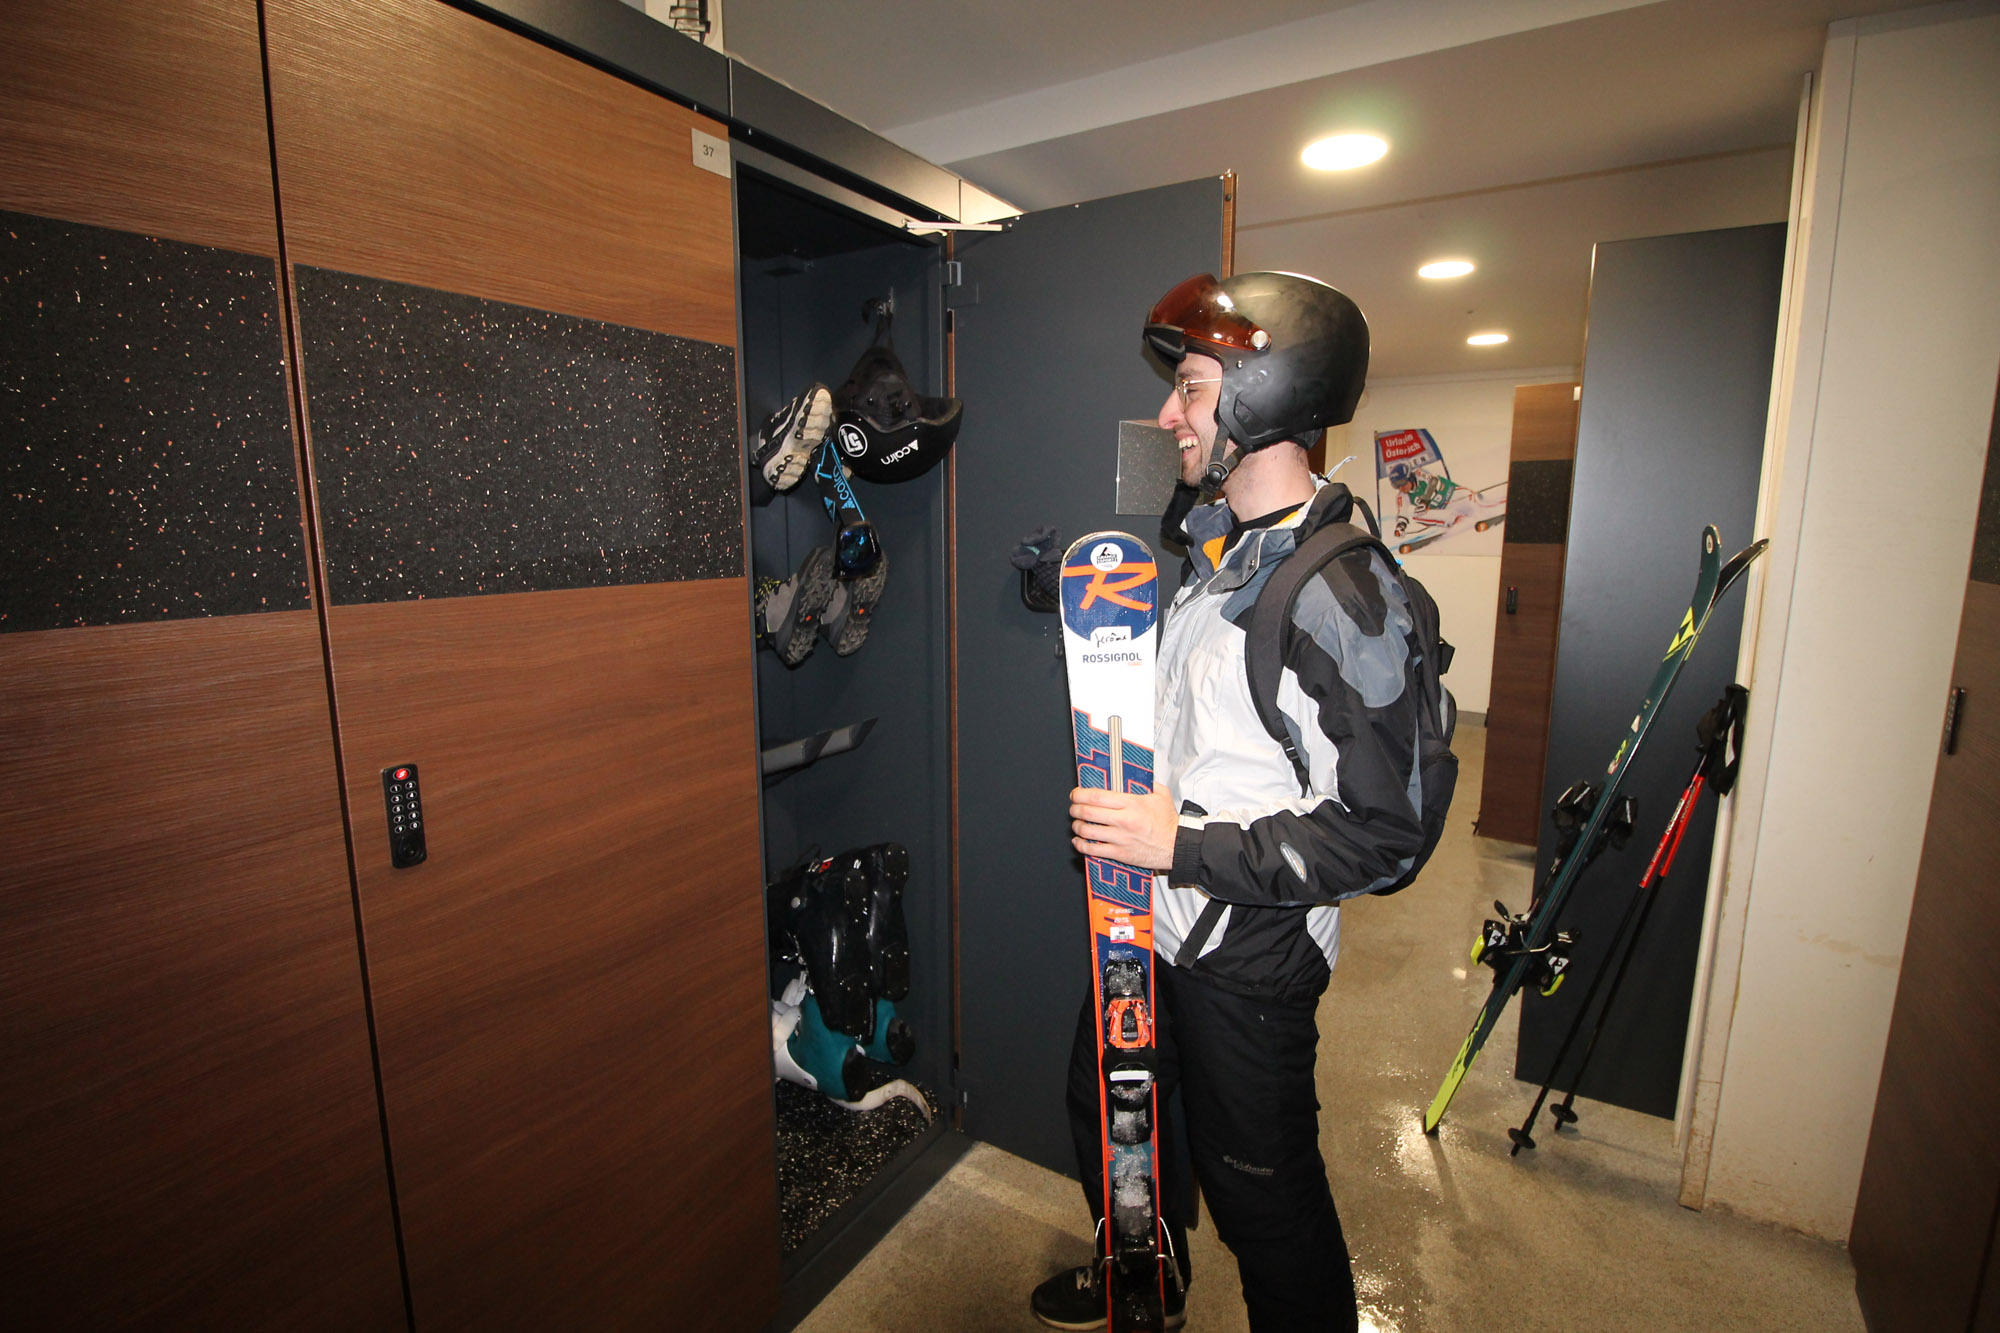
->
<box><xmin>1243</xmin><ymin>497</ymin><xmax>1458</xmax><ymax>896</ymax></box>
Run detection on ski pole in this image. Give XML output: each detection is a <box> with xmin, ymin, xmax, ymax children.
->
<box><xmin>1509</xmin><ymin>684</ymin><xmax>1746</xmax><ymax>1154</ymax></box>
<box><xmin>1507</xmin><ymin>765</ymin><xmax>1704</xmax><ymax>1154</ymax></box>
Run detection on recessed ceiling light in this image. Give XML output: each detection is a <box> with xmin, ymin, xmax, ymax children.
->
<box><xmin>1302</xmin><ymin>134</ymin><xmax>1388</xmax><ymax>171</ymax></box>
<box><xmin>1419</xmin><ymin>260</ymin><xmax>1475</xmax><ymax>280</ymax></box>
<box><xmin>1466</xmin><ymin>332</ymin><xmax>1509</xmax><ymax>346</ymax></box>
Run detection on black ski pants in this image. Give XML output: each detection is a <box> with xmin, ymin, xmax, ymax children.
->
<box><xmin>1067</xmin><ymin>960</ymin><xmax>1359</xmax><ymax>1332</ymax></box>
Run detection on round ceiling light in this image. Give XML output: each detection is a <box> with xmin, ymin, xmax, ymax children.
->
<box><xmin>1466</xmin><ymin>332</ymin><xmax>1509</xmax><ymax>346</ymax></box>
<box><xmin>1301</xmin><ymin>134</ymin><xmax>1388</xmax><ymax>171</ymax></box>
<box><xmin>1418</xmin><ymin>260</ymin><xmax>1475</xmax><ymax>279</ymax></box>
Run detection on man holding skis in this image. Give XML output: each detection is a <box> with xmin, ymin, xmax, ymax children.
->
<box><xmin>1032</xmin><ymin>272</ymin><xmax>1431</xmax><ymax>1332</ymax></box>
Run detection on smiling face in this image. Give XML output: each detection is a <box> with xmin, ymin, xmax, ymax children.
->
<box><xmin>1157</xmin><ymin>351</ymin><xmax>1224</xmax><ymax>487</ymax></box>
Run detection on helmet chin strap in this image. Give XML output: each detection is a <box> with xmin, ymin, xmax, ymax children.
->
<box><xmin>1198</xmin><ymin>433</ymin><xmax>1243</xmax><ymax>498</ymax></box>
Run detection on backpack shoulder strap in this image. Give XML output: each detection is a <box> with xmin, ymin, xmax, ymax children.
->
<box><xmin>1245</xmin><ymin>521</ymin><xmax>1394</xmax><ymax>796</ymax></box>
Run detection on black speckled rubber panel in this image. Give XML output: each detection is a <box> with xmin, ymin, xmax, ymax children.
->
<box><xmin>1</xmin><ymin>210</ymin><xmax>309</xmax><ymax>633</ymax></box>
<box><xmin>775</xmin><ymin>1078</ymin><xmax>936</xmax><ymax>1256</ymax></box>
<box><xmin>294</xmin><ymin>267</ymin><xmax>742</xmax><ymax>605</ymax></box>
<box><xmin>1502</xmin><ymin>457</ymin><xmax>1574</xmax><ymax>545</ymax></box>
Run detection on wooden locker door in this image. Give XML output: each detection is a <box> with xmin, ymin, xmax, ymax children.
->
<box><xmin>1475</xmin><ymin>382</ymin><xmax>1578</xmax><ymax>846</ymax></box>
<box><xmin>0</xmin><ymin>1</ymin><xmax>404</xmax><ymax>1326</ymax></box>
<box><xmin>1850</xmin><ymin>419</ymin><xmax>2000</xmax><ymax>1333</ymax></box>
<box><xmin>260</xmin><ymin>1</ymin><xmax>775</xmax><ymax>1326</ymax></box>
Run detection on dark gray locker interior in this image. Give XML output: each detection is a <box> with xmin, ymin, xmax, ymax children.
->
<box><xmin>952</xmin><ymin>178</ymin><xmax>1226</xmax><ymax>1176</ymax></box>
<box><xmin>735</xmin><ymin>167</ymin><xmax>958</xmax><ymax>1280</ymax></box>
<box><xmin>1516</xmin><ymin>223</ymin><xmax>1784</xmax><ymax>1117</ymax></box>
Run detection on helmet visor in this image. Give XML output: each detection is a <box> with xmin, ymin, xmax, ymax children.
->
<box><xmin>1144</xmin><ymin>273</ymin><xmax>1268</xmax><ymax>362</ymax></box>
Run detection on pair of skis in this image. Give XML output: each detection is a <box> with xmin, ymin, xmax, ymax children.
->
<box><xmin>1422</xmin><ymin>526</ymin><xmax>1768</xmax><ymax>1135</ymax></box>
<box><xmin>1060</xmin><ymin>531</ymin><xmax>1171</xmax><ymax>1332</ymax></box>
<box><xmin>1507</xmin><ymin>681</ymin><xmax>1746</xmax><ymax>1154</ymax></box>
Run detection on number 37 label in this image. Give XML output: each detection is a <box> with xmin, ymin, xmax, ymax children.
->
<box><xmin>691</xmin><ymin>128</ymin><xmax>731</xmax><ymax>179</ymax></box>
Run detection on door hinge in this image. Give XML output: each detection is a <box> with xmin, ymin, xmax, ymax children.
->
<box><xmin>942</xmin><ymin>260</ymin><xmax>980</xmax><ymax>311</ymax></box>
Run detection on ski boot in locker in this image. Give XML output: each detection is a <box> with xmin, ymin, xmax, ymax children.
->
<box><xmin>857</xmin><ymin>841</ymin><xmax>912</xmax><ymax>1000</ymax></box>
<box><xmin>793</xmin><ymin>852</ymin><xmax>875</xmax><ymax>1041</ymax></box>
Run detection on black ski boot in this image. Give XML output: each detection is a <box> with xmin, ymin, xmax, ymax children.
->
<box><xmin>857</xmin><ymin>841</ymin><xmax>911</xmax><ymax>1000</ymax></box>
<box><xmin>765</xmin><ymin>849</ymin><xmax>815</xmax><ymax>968</ymax></box>
<box><xmin>794</xmin><ymin>855</ymin><xmax>874</xmax><ymax>1040</ymax></box>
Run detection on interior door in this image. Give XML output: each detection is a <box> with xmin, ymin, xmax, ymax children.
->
<box><xmin>0</xmin><ymin>2</ymin><xmax>403</xmax><ymax>1325</ymax></box>
<box><xmin>952</xmin><ymin>178</ymin><xmax>1227</xmax><ymax>1174</ymax></box>
<box><xmin>1850</xmin><ymin>405</ymin><xmax>2000</xmax><ymax>1332</ymax></box>
<box><xmin>1475</xmin><ymin>382</ymin><xmax>1579</xmax><ymax>846</ymax></box>
<box><xmin>262</xmin><ymin>1</ymin><xmax>773</xmax><ymax>1326</ymax></box>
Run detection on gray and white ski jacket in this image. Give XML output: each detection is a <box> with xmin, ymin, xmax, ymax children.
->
<box><xmin>1155</xmin><ymin>481</ymin><xmax>1427</xmax><ymax>1005</ymax></box>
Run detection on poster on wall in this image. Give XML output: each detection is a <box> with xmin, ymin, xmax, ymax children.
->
<box><xmin>1375</xmin><ymin>428</ymin><xmax>1508</xmax><ymax>556</ymax></box>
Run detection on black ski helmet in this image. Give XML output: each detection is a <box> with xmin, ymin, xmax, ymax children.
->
<box><xmin>1143</xmin><ymin>271</ymin><xmax>1369</xmax><ymax>455</ymax></box>
<box><xmin>831</xmin><ymin>342</ymin><xmax>962</xmax><ymax>485</ymax></box>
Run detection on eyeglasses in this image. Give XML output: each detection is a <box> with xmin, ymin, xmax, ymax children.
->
<box><xmin>1173</xmin><ymin>374</ymin><xmax>1221</xmax><ymax>407</ymax></box>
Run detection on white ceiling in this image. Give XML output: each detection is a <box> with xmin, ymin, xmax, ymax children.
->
<box><xmin>722</xmin><ymin>0</ymin><xmax>1935</xmax><ymax>378</ymax></box>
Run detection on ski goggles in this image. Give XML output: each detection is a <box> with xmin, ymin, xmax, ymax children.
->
<box><xmin>1144</xmin><ymin>273</ymin><xmax>1271</xmax><ymax>363</ymax></box>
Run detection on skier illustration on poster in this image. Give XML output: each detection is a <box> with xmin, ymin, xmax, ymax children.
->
<box><xmin>1375</xmin><ymin>427</ymin><xmax>1508</xmax><ymax>555</ymax></box>
<box><xmin>1060</xmin><ymin>530</ymin><xmax>1168</xmax><ymax>1331</ymax></box>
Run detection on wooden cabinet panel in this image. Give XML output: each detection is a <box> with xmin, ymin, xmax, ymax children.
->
<box><xmin>1478</xmin><ymin>543</ymin><xmax>1568</xmax><ymax>844</ymax></box>
<box><xmin>0</xmin><ymin>0</ymin><xmax>278</xmax><ymax>255</ymax></box>
<box><xmin>1475</xmin><ymin>383</ymin><xmax>1578</xmax><ymax>846</ymax></box>
<box><xmin>263</xmin><ymin>0</ymin><xmax>736</xmax><ymax>344</ymax></box>
<box><xmin>0</xmin><ymin>617</ymin><xmax>405</xmax><ymax>1328</ymax></box>
<box><xmin>327</xmin><ymin>584</ymin><xmax>774</xmax><ymax>1328</ymax></box>
<box><xmin>1852</xmin><ymin>580</ymin><xmax>2000</xmax><ymax>1332</ymax></box>
<box><xmin>2</xmin><ymin>2</ymin><xmax>403</xmax><ymax>1323</ymax></box>
<box><xmin>264</xmin><ymin>4</ymin><xmax>771</xmax><ymax>1323</ymax></box>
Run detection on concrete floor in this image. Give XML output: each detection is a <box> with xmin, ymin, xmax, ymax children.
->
<box><xmin>798</xmin><ymin>724</ymin><xmax>1864</xmax><ymax>1331</ymax></box>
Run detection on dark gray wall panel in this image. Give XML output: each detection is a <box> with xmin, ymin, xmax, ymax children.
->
<box><xmin>295</xmin><ymin>267</ymin><xmax>740</xmax><ymax>603</ymax></box>
<box><xmin>2</xmin><ymin>210</ymin><xmax>307</xmax><ymax>631</ymax></box>
<box><xmin>1518</xmin><ymin>223</ymin><xmax>1784</xmax><ymax>1117</ymax></box>
<box><xmin>952</xmin><ymin>178</ymin><xmax>1224</xmax><ymax>1175</ymax></box>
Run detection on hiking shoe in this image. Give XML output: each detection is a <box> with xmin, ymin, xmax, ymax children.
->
<box><xmin>821</xmin><ymin>546</ymin><xmax>888</xmax><ymax>657</ymax></box>
<box><xmin>1030</xmin><ymin>1263</ymin><xmax>1185</xmax><ymax>1330</ymax></box>
<box><xmin>752</xmin><ymin>383</ymin><xmax>833</xmax><ymax>492</ymax></box>
<box><xmin>757</xmin><ymin>545</ymin><xmax>837</xmax><ymax>668</ymax></box>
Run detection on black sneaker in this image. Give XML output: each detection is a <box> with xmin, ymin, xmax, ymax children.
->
<box><xmin>752</xmin><ymin>383</ymin><xmax>833</xmax><ymax>492</ymax></box>
<box><xmin>1030</xmin><ymin>1263</ymin><xmax>1185</xmax><ymax>1330</ymax></box>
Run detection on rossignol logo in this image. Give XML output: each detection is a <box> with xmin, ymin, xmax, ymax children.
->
<box><xmin>837</xmin><ymin>422</ymin><xmax>869</xmax><ymax>457</ymax></box>
<box><xmin>1091</xmin><ymin>541</ymin><xmax>1122</xmax><ymax>571</ymax></box>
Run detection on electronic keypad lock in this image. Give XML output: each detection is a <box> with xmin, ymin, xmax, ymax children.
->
<box><xmin>382</xmin><ymin>764</ymin><xmax>427</xmax><ymax>868</ymax></box>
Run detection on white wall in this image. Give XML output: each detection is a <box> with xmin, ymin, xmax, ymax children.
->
<box><xmin>1683</xmin><ymin>1</ymin><xmax>2000</xmax><ymax>1240</ymax></box>
<box><xmin>1325</xmin><ymin>369</ymin><xmax>1577</xmax><ymax>716</ymax></box>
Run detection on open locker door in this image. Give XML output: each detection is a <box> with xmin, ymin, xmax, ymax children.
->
<box><xmin>953</xmin><ymin>177</ymin><xmax>1228</xmax><ymax>1174</ymax></box>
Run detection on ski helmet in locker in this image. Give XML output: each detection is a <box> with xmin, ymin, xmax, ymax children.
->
<box><xmin>1143</xmin><ymin>271</ymin><xmax>1369</xmax><ymax>488</ymax></box>
<box><xmin>831</xmin><ymin>342</ymin><xmax>963</xmax><ymax>485</ymax></box>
